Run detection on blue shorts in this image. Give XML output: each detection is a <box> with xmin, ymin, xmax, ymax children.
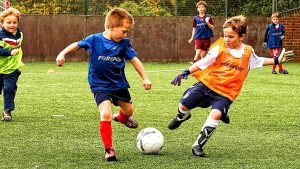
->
<box><xmin>180</xmin><ymin>82</ymin><xmax>232</xmax><ymax>115</ymax></box>
<box><xmin>94</xmin><ymin>89</ymin><xmax>132</xmax><ymax>106</ymax></box>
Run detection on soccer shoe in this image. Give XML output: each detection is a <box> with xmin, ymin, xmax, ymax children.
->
<box><xmin>113</xmin><ymin>114</ymin><xmax>138</xmax><ymax>128</ymax></box>
<box><xmin>168</xmin><ymin>114</ymin><xmax>191</xmax><ymax>130</ymax></box>
<box><xmin>279</xmin><ymin>69</ymin><xmax>288</xmax><ymax>74</ymax></box>
<box><xmin>220</xmin><ymin>114</ymin><xmax>230</xmax><ymax>124</ymax></box>
<box><xmin>104</xmin><ymin>148</ymin><xmax>117</xmax><ymax>161</ymax></box>
<box><xmin>272</xmin><ymin>70</ymin><xmax>277</xmax><ymax>74</ymax></box>
<box><xmin>1</xmin><ymin>110</ymin><xmax>12</xmax><ymax>122</ymax></box>
<box><xmin>192</xmin><ymin>145</ymin><xmax>206</xmax><ymax>157</ymax></box>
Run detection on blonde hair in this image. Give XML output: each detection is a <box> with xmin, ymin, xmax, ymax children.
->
<box><xmin>104</xmin><ymin>8</ymin><xmax>134</xmax><ymax>30</ymax></box>
<box><xmin>196</xmin><ymin>1</ymin><xmax>207</xmax><ymax>8</ymax></box>
<box><xmin>0</xmin><ymin>7</ymin><xmax>21</xmax><ymax>23</ymax></box>
<box><xmin>271</xmin><ymin>12</ymin><xmax>279</xmax><ymax>18</ymax></box>
<box><xmin>223</xmin><ymin>15</ymin><xmax>247</xmax><ymax>37</ymax></box>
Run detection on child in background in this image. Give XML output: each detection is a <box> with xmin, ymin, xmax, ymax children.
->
<box><xmin>188</xmin><ymin>1</ymin><xmax>214</xmax><ymax>63</ymax></box>
<box><xmin>263</xmin><ymin>12</ymin><xmax>288</xmax><ymax>74</ymax></box>
<box><xmin>169</xmin><ymin>15</ymin><xmax>293</xmax><ymax>157</ymax></box>
<box><xmin>56</xmin><ymin>8</ymin><xmax>152</xmax><ymax>161</ymax></box>
<box><xmin>0</xmin><ymin>7</ymin><xmax>24</xmax><ymax>122</ymax></box>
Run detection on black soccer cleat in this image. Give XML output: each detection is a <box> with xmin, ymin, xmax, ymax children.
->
<box><xmin>168</xmin><ymin>114</ymin><xmax>191</xmax><ymax>130</ymax></box>
<box><xmin>220</xmin><ymin>114</ymin><xmax>230</xmax><ymax>124</ymax></box>
<box><xmin>279</xmin><ymin>69</ymin><xmax>288</xmax><ymax>74</ymax></box>
<box><xmin>104</xmin><ymin>148</ymin><xmax>117</xmax><ymax>161</ymax></box>
<box><xmin>192</xmin><ymin>145</ymin><xmax>206</xmax><ymax>157</ymax></box>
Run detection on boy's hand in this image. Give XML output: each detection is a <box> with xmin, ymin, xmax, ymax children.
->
<box><xmin>10</xmin><ymin>48</ymin><xmax>19</xmax><ymax>56</ymax></box>
<box><xmin>277</xmin><ymin>48</ymin><xmax>294</xmax><ymax>63</ymax></box>
<box><xmin>188</xmin><ymin>38</ymin><xmax>193</xmax><ymax>43</ymax></box>
<box><xmin>281</xmin><ymin>36</ymin><xmax>285</xmax><ymax>40</ymax></box>
<box><xmin>143</xmin><ymin>79</ymin><xmax>152</xmax><ymax>90</ymax></box>
<box><xmin>171</xmin><ymin>69</ymin><xmax>190</xmax><ymax>86</ymax></box>
<box><xmin>56</xmin><ymin>54</ymin><xmax>65</xmax><ymax>67</ymax></box>
<box><xmin>205</xmin><ymin>17</ymin><xmax>210</xmax><ymax>23</ymax></box>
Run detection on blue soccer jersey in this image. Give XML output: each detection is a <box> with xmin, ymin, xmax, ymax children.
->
<box><xmin>193</xmin><ymin>15</ymin><xmax>213</xmax><ymax>39</ymax></box>
<box><xmin>78</xmin><ymin>33</ymin><xmax>137</xmax><ymax>93</ymax></box>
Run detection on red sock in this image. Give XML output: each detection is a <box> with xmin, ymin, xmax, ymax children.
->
<box><xmin>278</xmin><ymin>64</ymin><xmax>283</xmax><ymax>71</ymax></box>
<box><xmin>272</xmin><ymin>64</ymin><xmax>276</xmax><ymax>71</ymax></box>
<box><xmin>117</xmin><ymin>110</ymin><xmax>129</xmax><ymax>124</ymax></box>
<box><xmin>99</xmin><ymin>121</ymin><xmax>112</xmax><ymax>149</ymax></box>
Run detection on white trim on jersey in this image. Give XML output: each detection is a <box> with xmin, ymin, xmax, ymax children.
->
<box><xmin>195</xmin><ymin>43</ymin><xmax>265</xmax><ymax>71</ymax></box>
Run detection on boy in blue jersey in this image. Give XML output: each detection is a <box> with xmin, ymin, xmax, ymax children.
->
<box><xmin>263</xmin><ymin>12</ymin><xmax>288</xmax><ymax>74</ymax></box>
<box><xmin>0</xmin><ymin>7</ymin><xmax>24</xmax><ymax>122</ymax></box>
<box><xmin>56</xmin><ymin>8</ymin><xmax>152</xmax><ymax>161</ymax></box>
<box><xmin>188</xmin><ymin>1</ymin><xmax>214</xmax><ymax>63</ymax></box>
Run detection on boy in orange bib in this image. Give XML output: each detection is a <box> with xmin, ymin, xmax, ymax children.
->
<box><xmin>169</xmin><ymin>15</ymin><xmax>293</xmax><ymax>157</ymax></box>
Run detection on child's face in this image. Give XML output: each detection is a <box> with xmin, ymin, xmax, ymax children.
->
<box><xmin>272</xmin><ymin>17</ymin><xmax>279</xmax><ymax>25</ymax></box>
<box><xmin>223</xmin><ymin>27</ymin><xmax>244</xmax><ymax>49</ymax></box>
<box><xmin>197</xmin><ymin>5</ymin><xmax>206</xmax><ymax>14</ymax></box>
<box><xmin>110</xmin><ymin>19</ymin><xmax>132</xmax><ymax>42</ymax></box>
<box><xmin>2</xmin><ymin>15</ymin><xmax>19</xmax><ymax>33</ymax></box>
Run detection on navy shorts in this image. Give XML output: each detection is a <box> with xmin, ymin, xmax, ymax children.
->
<box><xmin>180</xmin><ymin>82</ymin><xmax>232</xmax><ymax>115</ymax></box>
<box><xmin>94</xmin><ymin>89</ymin><xmax>132</xmax><ymax>106</ymax></box>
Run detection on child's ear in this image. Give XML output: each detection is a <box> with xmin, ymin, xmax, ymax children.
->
<box><xmin>239</xmin><ymin>34</ymin><xmax>246</xmax><ymax>41</ymax></box>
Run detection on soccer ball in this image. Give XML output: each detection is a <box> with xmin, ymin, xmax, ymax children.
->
<box><xmin>136</xmin><ymin>127</ymin><xmax>164</xmax><ymax>154</ymax></box>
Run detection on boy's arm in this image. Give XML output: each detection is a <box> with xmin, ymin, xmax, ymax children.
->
<box><xmin>56</xmin><ymin>42</ymin><xmax>80</xmax><ymax>66</ymax></box>
<box><xmin>171</xmin><ymin>46</ymin><xmax>219</xmax><ymax>86</ymax></box>
<box><xmin>262</xmin><ymin>48</ymin><xmax>294</xmax><ymax>66</ymax></box>
<box><xmin>188</xmin><ymin>27</ymin><xmax>196</xmax><ymax>43</ymax></box>
<box><xmin>205</xmin><ymin>17</ymin><xmax>214</xmax><ymax>30</ymax></box>
<box><xmin>130</xmin><ymin>57</ymin><xmax>152</xmax><ymax>90</ymax></box>
<box><xmin>262</xmin><ymin>27</ymin><xmax>269</xmax><ymax>48</ymax></box>
<box><xmin>0</xmin><ymin>47</ymin><xmax>19</xmax><ymax>56</ymax></box>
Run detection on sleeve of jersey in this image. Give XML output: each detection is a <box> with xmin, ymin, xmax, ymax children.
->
<box><xmin>195</xmin><ymin>45</ymin><xmax>219</xmax><ymax>70</ymax></box>
<box><xmin>124</xmin><ymin>40</ymin><xmax>137</xmax><ymax>60</ymax></box>
<box><xmin>0</xmin><ymin>40</ymin><xmax>12</xmax><ymax>56</ymax></box>
<box><xmin>249</xmin><ymin>50</ymin><xmax>264</xmax><ymax>70</ymax></box>
<box><xmin>78</xmin><ymin>35</ymin><xmax>93</xmax><ymax>51</ymax></box>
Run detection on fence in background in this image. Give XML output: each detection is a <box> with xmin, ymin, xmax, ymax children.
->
<box><xmin>18</xmin><ymin>14</ymin><xmax>300</xmax><ymax>62</ymax></box>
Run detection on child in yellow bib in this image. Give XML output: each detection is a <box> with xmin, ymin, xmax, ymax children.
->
<box><xmin>169</xmin><ymin>15</ymin><xmax>293</xmax><ymax>157</ymax></box>
<box><xmin>0</xmin><ymin>7</ymin><xmax>23</xmax><ymax>122</ymax></box>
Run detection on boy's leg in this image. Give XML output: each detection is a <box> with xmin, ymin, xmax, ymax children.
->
<box><xmin>270</xmin><ymin>48</ymin><xmax>278</xmax><ymax>73</ymax></box>
<box><xmin>1</xmin><ymin>70</ymin><xmax>21</xmax><ymax>122</ymax></box>
<box><xmin>199</xmin><ymin>38</ymin><xmax>210</xmax><ymax>59</ymax></box>
<box><xmin>168</xmin><ymin>82</ymin><xmax>207</xmax><ymax>130</ymax></box>
<box><xmin>98</xmin><ymin>100</ymin><xmax>116</xmax><ymax>161</ymax></box>
<box><xmin>113</xmin><ymin>100</ymin><xmax>138</xmax><ymax>128</ymax></box>
<box><xmin>192</xmin><ymin>109</ymin><xmax>221</xmax><ymax>157</ymax></box>
<box><xmin>193</xmin><ymin>49</ymin><xmax>201</xmax><ymax>63</ymax></box>
<box><xmin>168</xmin><ymin>103</ymin><xmax>191</xmax><ymax>130</ymax></box>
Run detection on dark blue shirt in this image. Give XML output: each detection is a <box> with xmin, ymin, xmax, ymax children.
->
<box><xmin>264</xmin><ymin>23</ymin><xmax>285</xmax><ymax>49</ymax></box>
<box><xmin>78</xmin><ymin>33</ymin><xmax>137</xmax><ymax>93</ymax></box>
<box><xmin>193</xmin><ymin>15</ymin><xmax>213</xmax><ymax>39</ymax></box>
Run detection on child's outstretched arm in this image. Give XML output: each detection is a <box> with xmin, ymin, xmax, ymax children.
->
<box><xmin>130</xmin><ymin>57</ymin><xmax>152</xmax><ymax>90</ymax></box>
<box><xmin>56</xmin><ymin>42</ymin><xmax>80</xmax><ymax>67</ymax></box>
<box><xmin>262</xmin><ymin>48</ymin><xmax>294</xmax><ymax>65</ymax></box>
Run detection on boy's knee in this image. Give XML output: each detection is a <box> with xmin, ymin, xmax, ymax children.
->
<box><xmin>100</xmin><ymin>110</ymin><xmax>112</xmax><ymax>121</ymax></box>
<box><xmin>122</xmin><ymin>107</ymin><xmax>134</xmax><ymax>116</ymax></box>
<box><xmin>179</xmin><ymin>103</ymin><xmax>190</xmax><ymax>111</ymax></box>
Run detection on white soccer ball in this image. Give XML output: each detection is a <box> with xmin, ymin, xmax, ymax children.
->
<box><xmin>136</xmin><ymin>127</ymin><xmax>164</xmax><ymax>154</ymax></box>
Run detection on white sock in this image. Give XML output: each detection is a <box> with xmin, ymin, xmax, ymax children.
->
<box><xmin>177</xmin><ymin>104</ymin><xmax>190</xmax><ymax>121</ymax></box>
<box><xmin>192</xmin><ymin>117</ymin><xmax>219</xmax><ymax>147</ymax></box>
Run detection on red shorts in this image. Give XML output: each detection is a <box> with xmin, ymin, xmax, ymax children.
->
<box><xmin>195</xmin><ymin>38</ymin><xmax>210</xmax><ymax>51</ymax></box>
<box><xmin>269</xmin><ymin>48</ymin><xmax>281</xmax><ymax>58</ymax></box>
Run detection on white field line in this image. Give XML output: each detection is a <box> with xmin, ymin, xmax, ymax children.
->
<box><xmin>22</xmin><ymin>69</ymin><xmax>185</xmax><ymax>74</ymax></box>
